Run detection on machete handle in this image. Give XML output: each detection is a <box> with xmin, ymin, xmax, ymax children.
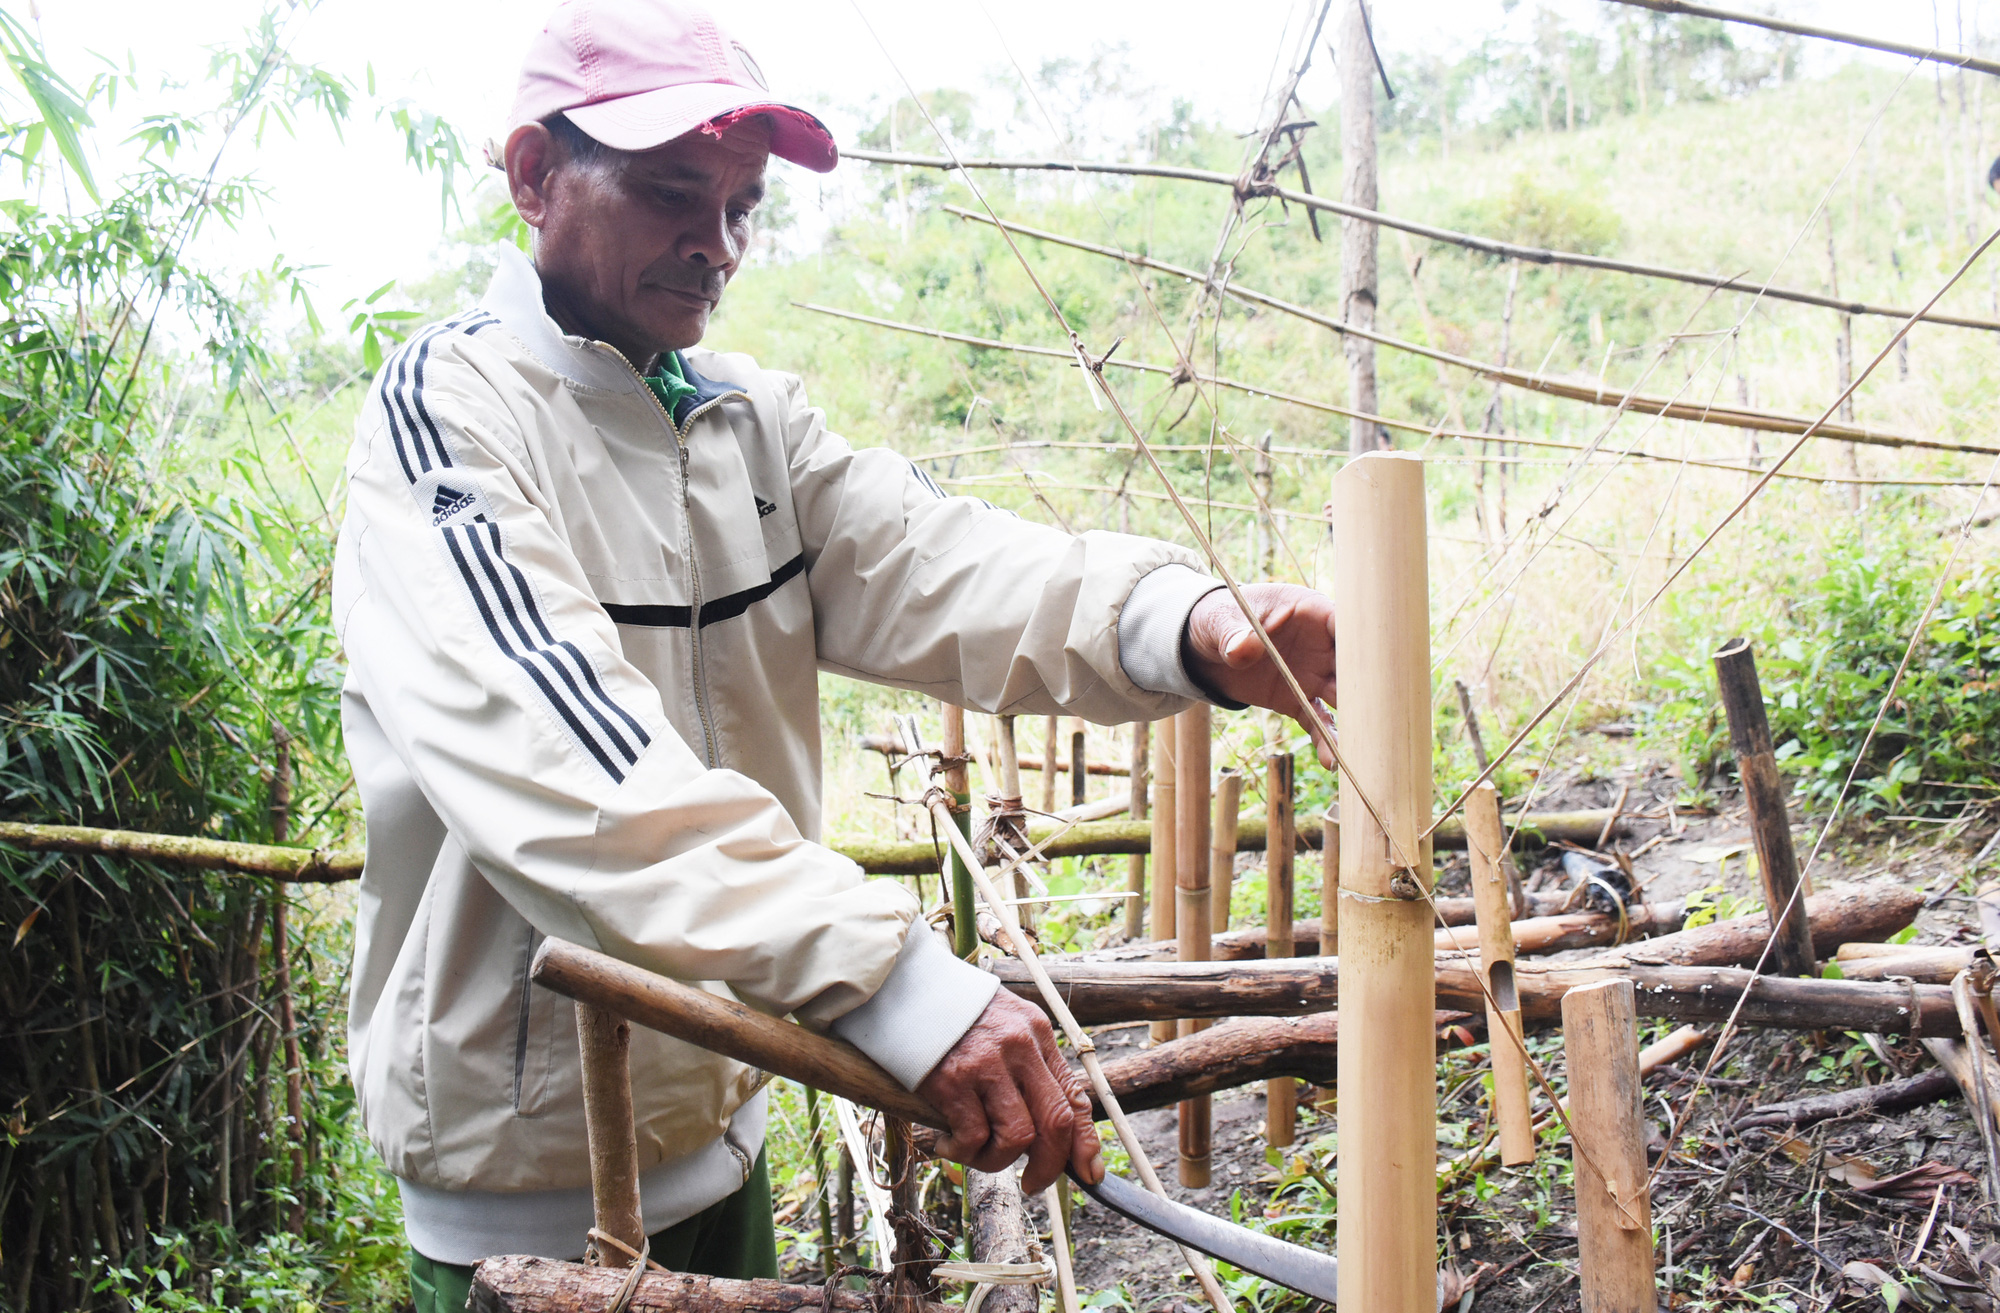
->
<box><xmin>531</xmin><ymin>937</ymin><xmax>948</xmax><ymax>1131</ymax></box>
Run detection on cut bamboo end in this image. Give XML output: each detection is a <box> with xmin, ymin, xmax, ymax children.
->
<box><xmin>1466</xmin><ymin>782</ymin><xmax>1535</xmax><ymax>1167</ymax></box>
<box><xmin>1332</xmin><ymin>451</ymin><xmax>1437</xmax><ymax>1311</ymax></box>
<box><xmin>1210</xmin><ymin>767</ymin><xmax>1245</xmax><ymax>935</ymax></box>
<box><xmin>1562</xmin><ymin>979</ymin><xmax>1658</xmax><ymax>1313</ymax></box>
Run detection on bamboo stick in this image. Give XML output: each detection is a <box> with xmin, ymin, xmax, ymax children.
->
<box><xmin>1713</xmin><ymin>638</ymin><xmax>1815</xmax><ymax>976</ymax></box>
<box><xmin>267</xmin><ymin>726</ymin><xmax>308</xmax><ymax>1234</ymax></box>
<box><xmin>942</xmin><ymin>705</ymin><xmax>979</xmax><ymax>960</ymax></box>
<box><xmin>575</xmin><ymin>1003</ymin><xmax>646</xmax><ymax>1267</ymax></box>
<box><xmin>1210</xmin><ymin>768</ymin><xmax>1245</xmax><ymax>935</ymax></box>
<box><xmin>844</xmin><ymin>155</ymin><xmax>2000</xmax><ymax>332</ymax></box>
<box><xmin>1177</xmin><ymin>706</ymin><xmax>1214</xmax><ymax>1188</ymax></box>
<box><xmin>1331</xmin><ymin>452</ymin><xmax>1436</xmax><ymax>1310</ymax></box>
<box><xmin>1265</xmin><ymin>750</ymin><xmax>1297</xmax><ymax>1148</ymax></box>
<box><xmin>1124</xmin><ymin>723</ymin><xmax>1149</xmax><ymax>941</ymax></box>
<box><xmin>1042</xmin><ymin>717</ymin><xmax>1059</xmax><ymax>813</ymax></box>
<box><xmin>1561</xmin><ymin>980</ymin><xmax>1657</xmax><ymax>1313</ymax></box>
<box><xmin>1339</xmin><ymin>0</ymin><xmax>1382</xmax><ymax>453</ymax></box>
<box><xmin>1320</xmin><ymin>814</ymin><xmax>1339</xmax><ymax>957</ymax></box>
<box><xmin>1069</xmin><ymin>720</ymin><xmax>1087</xmax><ymax>809</ymax></box>
<box><xmin>1464</xmin><ymin>782</ymin><xmax>1535</xmax><ymax>1166</ymax></box>
<box><xmin>1604</xmin><ymin>0</ymin><xmax>2000</xmax><ymax>78</ymax></box>
<box><xmin>1150</xmin><ymin>724</ymin><xmax>1178</xmax><ymax>1044</ymax></box>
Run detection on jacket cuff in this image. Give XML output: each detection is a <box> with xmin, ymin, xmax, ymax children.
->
<box><xmin>1118</xmin><ymin>564</ymin><xmax>1245</xmax><ymax>709</ymax></box>
<box><xmin>831</xmin><ymin>925</ymin><xmax>999</xmax><ymax>1090</ymax></box>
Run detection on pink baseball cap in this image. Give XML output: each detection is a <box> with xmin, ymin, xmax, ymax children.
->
<box><xmin>508</xmin><ymin>0</ymin><xmax>838</xmax><ymax>173</ymax></box>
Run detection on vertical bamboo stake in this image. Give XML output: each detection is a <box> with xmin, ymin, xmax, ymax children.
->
<box><xmin>1563</xmin><ymin>979</ymin><xmax>1658</xmax><ymax>1313</ymax></box>
<box><xmin>997</xmin><ymin>715</ymin><xmax>1022</xmax><ymax>800</ymax></box>
<box><xmin>1209</xmin><ymin>767</ymin><xmax>1245</xmax><ymax>935</ymax></box>
<box><xmin>1042</xmin><ymin>716</ymin><xmax>1060</xmax><ymax>813</ymax></box>
<box><xmin>1070</xmin><ymin>719</ymin><xmax>1088</xmax><ymax>809</ymax></box>
<box><xmin>1150</xmin><ymin>723</ymin><xmax>1178</xmax><ymax>1045</ymax></box>
<box><xmin>1466</xmin><ymin>782</ymin><xmax>1535</xmax><ymax>1166</ymax></box>
<box><xmin>1176</xmin><ymin>705</ymin><xmax>1214</xmax><ymax>1188</ymax></box>
<box><xmin>1266</xmin><ymin>750</ymin><xmax>1297</xmax><ymax>1147</ymax></box>
<box><xmin>1320</xmin><ymin>813</ymin><xmax>1339</xmax><ymax>957</ymax></box>
<box><xmin>267</xmin><ymin>724</ymin><xmax>307</xmax><ymax>1234</ymax></box>
<box><xmin>1339</xmin><ymin>0</ymin><xmax>1383</xmax><ymax>454</ymax></box>
<box><xmin>942</xmin><ymin>704</ymin><xmax>979</xmax><ymax>960</ymax></box>
<box><xmin>1124</xmin><ymin>722</ymin><xmax>1150</xmax><ymax>940</ymax></box>
<box><xmin>805</xmin><ymin>1085</ymin><xmax>836</xmax><ymax>1277</ymax></box>
<box><xmin>1713</xmin><ymin>638</ymin><xmax>1816</xmax><ymax>977</ymax></box>
<box><xmin>1332</xmin><ymin>453</ymin><xmax>1436</xmax><ymax>1310</ymax></box>
<box><xmin>576</xmin><ymin>1004</ymin><xmax>645</xmax><ymax>1266</ymax></box>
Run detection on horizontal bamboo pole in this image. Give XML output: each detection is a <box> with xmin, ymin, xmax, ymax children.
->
<box><xmin>843</xmin><ymin>150</ymin><xmax>2000</xmax><ymax>333</ymax></box>
<box><xmin>859</xmin><ymin>732</ymin><xmax>1129</xmax><ymax>775</ymax></box>
<box><xmin>926</xmin><ymin>210</ymin><xmax>1983</xmax><ymax>455</ymax></box>
<box><xmin>1603</xmin><ymin>0</ymin><xmax>2000</xmax><ymax>78</ymax></box>
<box><xmin>0</xmin><ymin>806</ymin><xmax>1628</xmax><ymax>884</ymax></box>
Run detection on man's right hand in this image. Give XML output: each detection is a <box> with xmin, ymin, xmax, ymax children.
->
<box><xmin>915</xmin><ymin>990</ymin><xmax>1105</xmax><ymax>1194</ymax></box>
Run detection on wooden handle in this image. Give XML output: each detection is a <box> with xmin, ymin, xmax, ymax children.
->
<box><xmin>531</xmin><ymin>938</ymin><xmax>948</xmax><ymax>1131</ymax></box>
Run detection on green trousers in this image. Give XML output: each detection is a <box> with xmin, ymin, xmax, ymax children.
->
<box><xmin>408</xmin><ymin>1150</ymin><xmax>778</xmax><ymax>1313</ymax></box>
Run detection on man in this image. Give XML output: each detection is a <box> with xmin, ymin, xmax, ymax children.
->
<box><xmin>333</xmin><ymin>2</ymin><xmax>1340</xmax><ymax>1308</ymax></box>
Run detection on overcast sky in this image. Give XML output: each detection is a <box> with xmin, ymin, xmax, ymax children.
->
<box><xmin>27</xmin><ymin>0</ymin><xmax>1990</xmax><ymax>315</ymax></box>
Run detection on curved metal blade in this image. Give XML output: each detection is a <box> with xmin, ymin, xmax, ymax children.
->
<box><xmin>1071</xmin><ymin>1169</ymin><xmax>1340</xmax><ymax>1304</ymax></box>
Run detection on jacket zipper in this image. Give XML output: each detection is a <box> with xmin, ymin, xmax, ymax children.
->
<box><xmin>599</xmin><ymin>346</ymin><xmax>738</xmax><ymax>769</ymax></box>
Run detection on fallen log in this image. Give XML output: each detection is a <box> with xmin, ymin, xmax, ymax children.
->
<box><xmin>0</xmin><ymin>819</ymin><xmax>363</xmax><ymax>881</ymax></box>
<box><xmin>1089</xmin><ymin>1011</ymin><xmax>1479</xmax><ymax>1116</ymax></box>
<box><xmin>1431</xmin><ymin>899</ymin><xmax>1686</xmax><ymax>956</ymax></box>
<box><xmin>835</xmin><ymin>808</ymin><xmax>1626</xmax><ymax>877</ymax></box>
<box><xmin>1834</xmin><ymin>946</ymin><xmax>1982</xmax><ymax>984</ymax></box>
<box><xmin>1732</xmin><ymin>1069</ymin><xmax>1962</xmax><ymax>1130</ymax></box>
<box><xmin>470</xmin><ymin>1257</ymin><xmax>948</xmax><ymax>1313</ymax></box>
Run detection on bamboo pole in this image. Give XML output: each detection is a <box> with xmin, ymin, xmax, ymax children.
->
<box><xmin>1331</xmin><ymin>453</ymin><xmax>1436</xmax><ymax>1310</ymax></box>
<box><xmin>839</xmin><ymin>157</ymin><xmax>2000</xmax><ymax>333</ymax></box>
<box><xmin>1210</xmin><ymin>768</ymin><xmax>1245</xmax><ymax>935</ymax></box>
<box><xmin>942</xmin><ymin>705</ymin><xmax>979</xmax><ymax>960</ymax></box>
<box><xmin>1320</xmin><ymin>813</ymin><xmax>1339</xmax><ymax>956</ymax></box>
<box><xmin>1604</xmin><ymin>0</ymin><xmax>2000</xmax><ymax>78</ymax></box>
<box><xmin>575</xmin><ymin>1003</ymin><xmax>646</xmax><ymax>1267</ymax></box>
<box><xmin>1464</xmin><ymin>782</ymin><xmax>1535</xmax><ymax>1166</ymax></box>
<box><xmin>1069</xmin><ymin>720</ymin><xmax>1088</xmax><ymax>809</ymax></box>
<box><xmin>1562</xmin><ymin>980</ymin><xmax>1657</xmax><ymax>1313</ymax></box>
<box><xmin>1265</xmin><ymin>750</ymin><xmax>1297</xmax><ymax>1148</ymax></box>
<box><xmin>1177</xmin><ymin>705</ymin><xmax>1214</xmax><ymax>1189</ymax></box>
<box><xmin>1713</xmin><ymin>638</ymin><xmax>1816</xmax><ymax>977</ymax></box>
<box><xmin>1124</xmin><ymin>723</ymin><xmax>1150</xmax><ymax>941</ymax></box>
<box><xmin>267</xmin><ymin>725</ymin><xmax>308</xmax><ymax>1234</ymax></box>
<box><xmin>1338</xmin><ymin>0</ymin><xmax>1383</xmax><ymax>453</ymax></box>
<box><xmin>1150</xmin><ymin>725</ymin><xmax>1179</xmax><ymax>1045</ymax></box>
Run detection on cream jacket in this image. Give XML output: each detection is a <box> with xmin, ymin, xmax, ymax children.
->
<box><xmin>333</xmin><ymin>248</ymin><xmax>1222</xmax><ymax>1262</ymax></box>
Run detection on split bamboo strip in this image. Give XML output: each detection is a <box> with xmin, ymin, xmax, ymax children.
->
<box><xmin>843</xmin><ymin>152</ymin><xmax>2000</xmax><ymax>332</ymax></box>
<box><xmin>1124</xmin><ymin>723</ymin><xmax>1149</xmax><ymax>940</ymax></box>
<box><xmin>1562</xmin><ymin>980</ymin><xmax>1658</xmax><ymax>1312</ymax></box>
<box><xmin>575</xmin><ymin>1004</ymin><xmax>646</xmax><ymax>1267</ymax></box>
<box><xmin>1150</xmin><ymin>726</ymin><xmax>1178</xmax><ymax>1045</ymax></box>
<box><xmin>1176</xmin><ymin>706</ymin><xmax>1215</xmax><ymax>1189</ymax></box>
<box><xmin>1264</xmin><ymin>750</ymin><xmax>1297</xmax><ymax>1148</ymax></box>
<box><xmin>1602</xmin><ymin>0</ymin><xmax>2000</xmax><ymax>77</ymax></box>
<box><xmin>918</xmin><ymin>798</ymin><xmax>1235</xmax><ymax>1313</ymax></box>
<box><xmin>796</xmin><ymin>300</ymin><xmax>2000</xmax><ymax>465</ymax></box>
<box><xmin>924</xmin><ymin>212</ymin><xmax>1978</xmax><ymax>454</ymax></box>
<box><xmin>1331</xmin><ymin>452</ymin><xmax>1437</xmax><ymax>1310</ymax></box>
<box><xmin>1465</xmin><ymin>783</ymin><xmax>1535</xmax><ymax>1167</ymax></box>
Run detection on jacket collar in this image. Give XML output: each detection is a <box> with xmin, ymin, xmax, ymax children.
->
<box><xmin>480</xmin><ymin>245</ymin><xmax>649</xmax><ymax>394</ymax></box>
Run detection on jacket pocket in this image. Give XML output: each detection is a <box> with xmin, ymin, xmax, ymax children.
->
<box><xmin>511</xmin><ymin>924</ymin><xmax>553</xmax><ymax>1117</ymax></box>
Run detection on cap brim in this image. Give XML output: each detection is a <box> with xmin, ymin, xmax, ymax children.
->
<box><xmin>563</xmin><ymin>84</ymin><xmax>838</xmax><ymax>173</ymax></box>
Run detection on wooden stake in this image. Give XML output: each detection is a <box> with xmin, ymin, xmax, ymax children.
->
<box><xmin>1338</xmin><ymin>0</ymin><xmax>1383</xmax><ymax>454</ymax></box>
<box><xmin>1712</xmin><ymin>638</ymin><xmax>1816</xmax><ymax>977</ymax></box>
<box><xmin>1331</xmin><ymin>452</ymin><xmax>1436</xmax><ymax>1309</ymax></box>
<box><xmin>1124</xmin><ymin>723</ymin><xmax>1150</xmax><ymax>940</ymax></box>
<box><xmin>942</xmin><ymin>705</ymin><xmax>979</xmax><ymax>960</ymax></box>
<box><xmin>575</xmin><ymin>1003</ymin><xmax>645</xmax><ymax>1266</ymax></box>
<box><xmin>1210</xmin><ymin>767</ymin><xmax>1245</xmax><ymax>935</ymax></box>
<box><xmin>964</xmin><ymin>1167</ymin><xmax>1036</xmax><ymax>1313</ymax></box>
<box><xmin>1150</xmin><ymin>723</ymin><xmax>1178</xmax><ymax>1044</ymax></box>
<box><xmin>1465</xmin><ymin>782</ymin><xmax>1535</xmax><ymax>1166</ymax></box>
<box><xmin>996</xmin><ymin>715</ymin><xmax>1022</xmax><ymax>799</ymax></box>
<box><xmin>1265</xmin><ymin>750</ymin><xmax>1297</xmax><ymax>1148</ymax></box>
<box><xmin>1070</xmin><ymin>720</ymin><xmax>1088</xmax><ymax>809</ymax></box>
<box><xmin>1562</xmin><ymin>979</ymin><xmax>1657</xmax><ymax>1313</ymax></box>
<box><xmin>1176</xmin><ymin>705</ymin><xmax>1214</xmax><ymax>1188</ymax></box>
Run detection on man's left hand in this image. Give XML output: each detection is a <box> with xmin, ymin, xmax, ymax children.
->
<box><xmin>1184</xmin><ymin>584</ymin><xmax>1336</xmax><ymax>765</ymax></box>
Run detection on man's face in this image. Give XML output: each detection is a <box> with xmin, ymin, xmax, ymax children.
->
<box><xmin>509</xmin><ymin>118</ymin><xmax>772</xmax><ymax>366</ymax></box>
